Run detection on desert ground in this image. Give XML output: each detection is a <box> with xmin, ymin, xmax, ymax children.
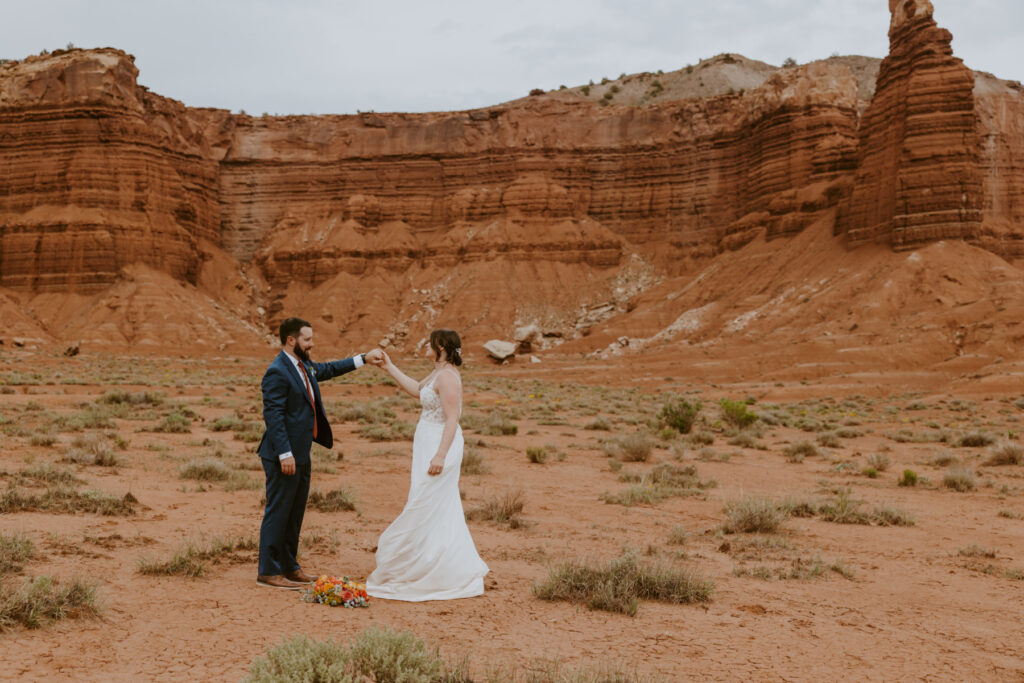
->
<box><xmin>2</xmin><ymin>346</ymin><xmax>1024</xmax><ymax>681</ymax></box>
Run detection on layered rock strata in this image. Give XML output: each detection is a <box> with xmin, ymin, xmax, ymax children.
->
<box><xmin>836</xmin><ymin>0</ymin><xmax>983</xmax><ymax>250</ymax></box>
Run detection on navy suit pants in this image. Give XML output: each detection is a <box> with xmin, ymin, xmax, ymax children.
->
<box><xmin>258</xmin><ymin>458</ymin><xmax>311</xmax><ymax>576</ymax></box>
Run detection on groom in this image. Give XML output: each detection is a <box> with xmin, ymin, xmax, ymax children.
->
<box><xmin>256</xmin><ymin>317</ymin><xmax>383</xmax><ymax>590</ymax></box>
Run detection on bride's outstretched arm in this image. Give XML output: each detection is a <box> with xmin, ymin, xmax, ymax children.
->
<box><xmin>379</xmin><ymin>352</ymin><xmax>420</xmax><ymax>398</ymax></box>
<box><xmin>428</xmin><ymin>372</ymin><xmax>462</xmax><ymax>476</ymax></box>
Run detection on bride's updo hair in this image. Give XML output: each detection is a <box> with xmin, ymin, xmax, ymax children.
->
<box><xmin>429</xmin><ymin>329</ymin><xmax>463</xmax><ymax>366</ymax></box>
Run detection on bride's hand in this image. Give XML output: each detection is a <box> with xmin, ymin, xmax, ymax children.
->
<box><xmin>427</xmin><ymin>453</ymin><xmax>445</xmax><ymax>476</ymax></box>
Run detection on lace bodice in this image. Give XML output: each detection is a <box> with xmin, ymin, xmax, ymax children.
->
<box><xmin>418</xmin><ymin>371</ymin><xmax>459</xmax><ymax>425</ymax></box>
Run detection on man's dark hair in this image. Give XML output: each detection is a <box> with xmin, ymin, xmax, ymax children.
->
<box><xmin>279</xmin><ymin>318</ymin><xmax>312</xmax><ymax>346</ymax></box>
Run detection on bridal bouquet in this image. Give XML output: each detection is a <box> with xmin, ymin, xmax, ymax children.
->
<box><xmin>302</xmin><ymin>576</ymin><xmax>370</xmax><ymax>608</ymax></box>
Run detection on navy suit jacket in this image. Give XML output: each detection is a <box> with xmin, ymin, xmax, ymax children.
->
<box><xmin>257</xmin><ymin>351</ymin><xmax>360</xmax><ymax>465</ymax></box>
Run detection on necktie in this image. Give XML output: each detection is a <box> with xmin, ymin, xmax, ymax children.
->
<box><xmin>296</xmin><ymin>360</ymin><xmax>318</xmax><ymax>439</ymax></box>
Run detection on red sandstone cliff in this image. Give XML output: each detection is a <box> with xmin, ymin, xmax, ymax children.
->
<box><xmin>0</xmin><ymin>0</ymin><xmax>1022</xmax><ymax>367</ymax></box>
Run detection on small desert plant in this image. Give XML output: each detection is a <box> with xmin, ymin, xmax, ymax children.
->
<box><xmin>526</xmin><ymin>446</ymin><xmax>548</xmax><ymax>464</ymax></box>
<box><xmin>307</xmin><ymin>488</ymin><xmax>358</xmax><ymax>512</ymax></box>
<box><xmin>659</xmin><ymin>397</ymin><xmax>701</xmax><ymax>434</ymax></box>
<box><xmin>688</xmin><ymin>431</ymin><xmax>714</xmax><ymax>446</ymax></box>
<box><xmin>943</xmin><ymin>466</ymin><xmax>976</xmax><ymax>492</ymax></box>
<box><xmin>985</xmin><ymin>441</ymin><xmax>1024</xmax><ymax>466</ymax></box>
<box><xmin>723</xmin><ymin>496</ymin><xmax>788</xmax><ymax>533</ymax></box>
<box><xmin>461</xmin><ymin>411</ymin><xmax>517</xmax><ymax>436</ymax></box>
<box><xmin>898</xmin><ymin>469</ymin><xmax>919</xmax><ymax>487</ymax></box>
<box><xmin>98</xmin><ymin>390</ymin><xmax>163</xmax><ymax>407</ymax></box>
<box><xmin>15</xmin><ymin>464</ymin><xmax>79</xmax><ymax>486</ymax></box>
<box><xmin>28</xmin><ymin>433</ymin><xmax>58</xmax><ymax>447</ymax></box>
<box><xmin>957</xmin><ymin>432</ymin><xmax>995</xmax><ymax>448</ymax></box>
<box><xmin>719</xmin><ymin>399</ymin><xmax>758</xmax><ymax>430</ymax></box>
<box><xmin>532</xmin><ymin>550</ymin><xmax>712</xmax><ymax>616</ymax></box>
<box><xmin>460</xmin><ymin>447</ymin><xmax>490</xmax><ymax>475</ymax></box>
<box><xmin>817</xmin><ymin>491</ymin><xmax>870</xmax><ymax>525</ymax></box>
<box><xmin>0</xmin><ymin>532</ymin><xmax>35</xmax><ymax>575</ymax></box>
<box><xmin>666</xmin><ymin>525</ymin><xmax>689</xmax><ymax>546</ymax></box>
<box><xmin>871</xmin><ymin>504</ymin><xmax>916</xmax><ymax>527</ymax></box>
<box><xmin>584</xmin><ymin>417</ymin><xmax>612</xmax><ymax>431</ymax></box>
<box><xmin>138</xmin><ymin>536</ymin><xmax>257</xmax><ymax>577</ymax></box>
<box><xmin>153</xmin><ymin>413</ymin><xmax>191</xmax><ymax>433</ymax></box>
<box><xmin>466</xmin><ymin>490</ymin><xmax>525</xmax><ymax>528</ymax></box>
<box><xmin>728</xmin><ymin>432</ymin><xmax>763</xmax><ymax>449</ymax></box>
<box><xmin>603</xmin><ymin>432</ymin><xmax>655</xmax><ymax>462</ymax></box>
<box><xmin>62</xmin><ymin>435</ymin><xmax>119</xmax><ymax>467</ymax></box>
<box><xmin>784</xmin><ymin>441</ymin><xmax>818</xmax><ymax>463</ymax></box>
<box><xmin>959</xmin><ymin>545</ymin><xmax>996</xmax><ymax>558</ymax></box>
<box><xmin>178</xmin><ymin>458</ymin><xmax>231</xmax><ymax>481</ymax></box>
<box><xmin>865</xmin><ymin>453</ymin><xmax>891</xmax><ymax>472</ymax></box>
<box><xmin>817</xmin><ymin>432</ymin><xmax>841</xmax><ymax>448</ymax></box>
<box><xmin>0</xmin><ymin>486</ymin><xmax>136</xmax><ymax>516</ymax></box>
<box><xmin>0</xmin><ymin>576</ymin><xmax>99</xmax><ymax>631</ymax></box>
<box><xmin>245</xmin><ymin>627</ymin><xmax>462</xmax><ymax>683</ymax></box>
<box><xmin>358</xmin><ymin>421</ymin><xmax>414</xmax><ymax>441</ymax></box>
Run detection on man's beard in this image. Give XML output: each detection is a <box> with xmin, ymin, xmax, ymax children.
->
<box><xmin>294</xmin><ymin>345</ymin><xmax>312</xmax><ymax>363</ymax></box>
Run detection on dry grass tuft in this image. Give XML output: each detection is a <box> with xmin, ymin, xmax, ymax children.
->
<box><xmin>532</xmin><ymin>550</ymin><xmax>713</xmax><ymax>616</ymax></box>
<box><xmin>723</xmin><ymin>496</ymin><xmax>789</xmax><ymax>534</ymax></box>
<box><xmin>0</xmin><ymin>576</ymin><xmax>99</xmax><ymax>631</ymax></box>
<box><xmin>307</xmin><ymin>488</ymin><xmax>358</xmax><ymax>512</ymax></box>
<box><xmin>602</xmin><ymin>432</ymin><xmax>655</xmax><ymax>462</ymax></box>
<box><xmin>985</xmin><ymin>441</ymin><xmax>1024</xmax><ymax>466</ymax></box>
<box><xmin>0</xmin><ymin>486</ymin><xmax>136</xmax><ymax>516</ymax></box>
<box><xmin>943</xmin><ymin>466</ymin><xmax>976</xmax><ymax>492</ymax></box>
<box><xmin>138</xmin><ymin>536</ymin><xmax>258</xmax><ymax>577</ymax></box>
<box><xmin>0</xmin><ymin>532</ymin><xmax>35</xmax><ymax>575</ymax></box>
<box><xmin>460</xmin><ymin>447</ymin><xmax>490</xmax><ymax>475</ymax></box>
<box><xmin>466</xmin><ymin>490</ymin><xmax>526</xmax><ymax>528</ymax></box>
<box><xmin>245</xmin><ymin>627</ymin><xmax>464</xmax><ymax>683</ymax></box>
<box><xmin>179</xmin><ymin>458</ymin><xmax>231</xmax><ymax>481</ymax></box>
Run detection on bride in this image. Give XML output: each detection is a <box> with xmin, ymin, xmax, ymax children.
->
<box><xmin>366</xmin><ymin>329</ymin><xmax>489</xmax><ymax>601</ymax></box>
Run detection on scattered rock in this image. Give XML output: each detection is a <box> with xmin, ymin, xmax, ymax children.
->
<box><xmin>483</xmin><ymin>340</ymin><xmax>517</xmax><ymax>361</ymax></box>
<box><xmin>63</xmin><ymin>341</ymin><xmax>80</xmax><ymax>357</ymax></box>
<box><xmin>12</xmin><ymin>338</ymin><xmax>26</xmax><ymax>347</ymax></box>
<box><xmin>530</xmin><ymin>355</ymin><xmax>542</xmax><ymax>363</ymax></box>
<box><xmin>617</xmin><ymin>336</ymin><xmax>630</xmax><ymax>347</ymax></box>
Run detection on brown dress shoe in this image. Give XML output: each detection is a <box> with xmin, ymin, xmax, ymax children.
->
<box><xmin>285</xmin><ymin>569</ymin><xmax>318</xmax><ymax>583</ymax></box>
<box><xmin>257</xmin><ymin>574</ymin><xmax>305</xmax><ymax>590</ymax></box>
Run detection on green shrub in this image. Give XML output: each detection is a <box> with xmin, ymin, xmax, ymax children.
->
<box><xmin>659</xmin><ymin>398</ymin><xmax>701</xmax><ymax>434</ymax></box>
<box><xmin>520</xmin><ymin>444</ymin><xmax>545</xmax><ymax>464</ymax></box>
<box><xmin>719</xmin><ymin>399</ymin><xmax>758</xmax><ymax>430</ymax></box>
<box><xmin>898</xmin><ymin>469</ymin><xmax>919</xmax><ymax>487</ymax></box>
<box><xmin>532</xmin><ymin>550</ymin><xmax>712</xmax><ymax>616</ymax></box>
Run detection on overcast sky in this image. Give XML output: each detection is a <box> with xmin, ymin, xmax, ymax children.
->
<box><xmin>3</xmin><ymin>1</ymin><xmax>1020</xmax><ymax>115</ymax></box>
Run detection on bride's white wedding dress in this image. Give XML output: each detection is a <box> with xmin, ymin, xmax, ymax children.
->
<box><xmin>366</xmin><ymin>372</ymin><xmax>489</xmax><ymax>601</ymax></box>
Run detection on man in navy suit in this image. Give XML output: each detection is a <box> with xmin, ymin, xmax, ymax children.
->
<box><xmin>256</xmin><ymin>317</ymin><xmax>383</xmax><ymax>589</ymax></box>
